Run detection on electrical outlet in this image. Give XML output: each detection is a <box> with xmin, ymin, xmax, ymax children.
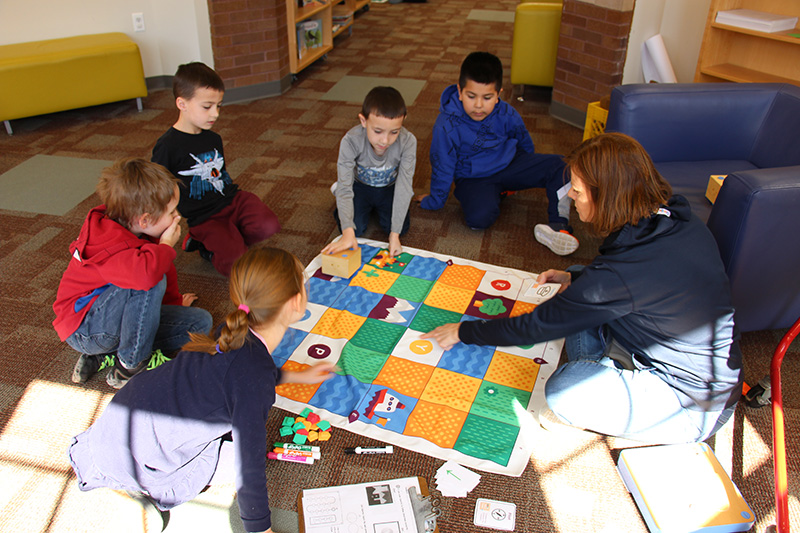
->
<box><xmin>132</xmin><ymin>12</ymin><xmax>145</xmax><ymax>32</ymax></box>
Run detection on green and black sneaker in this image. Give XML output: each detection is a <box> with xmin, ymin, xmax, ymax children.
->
<box><xmin>71</xmin><ymin>353</ymin><xmax>116</xmax><ymax>384</ymax></box>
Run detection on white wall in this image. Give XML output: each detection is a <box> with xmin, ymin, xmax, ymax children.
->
<box><xmin>0</xmin><ymin>0</ymin><xmax>213</xmax><ymax>78</ymax></box>
<box><xmin>623</xmin><ymin>0</ymin><xmax>712</xmax><ymax>83</ymax></box>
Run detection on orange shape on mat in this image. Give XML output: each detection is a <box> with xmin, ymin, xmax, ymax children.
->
<box><xmin>510</xmin><ymin>300</ymin><xmax>536</xmax><ymax>317</ymax></box>
<box><xmin>404</xmin><ymin>399</ymin><xmax>468</xmax><ymax>449</ymax></box>
<box><xmin>484</xmin><ymin>350</ymin><xmax>541</xmax><ymax>391</ymax></box>
<box><xmin>310</xmin><ymin>308</ymin><xmax>366</xmax><ymax>339</ymax></box>
<box><xmin>420</xmin><ymin>368</ymin><xmax>481</xmax><ymax>412</ymax></box>
<box><xmin>438</xmin><ymin>264</ymin><xmax>486</xmax><ymax>290</ymax></box>
<box><xmin>276</xmin><ymin>360</ymin><xmax>324</xmax><ymax>403</ymax></box>
<box><xmin>349</xmin><ymin>266</ymin><xmax>400</xmax><ymax>294</ymax></box>
<box><xmin>424</xmin><ymin>282</ymin><xmax>475</xmax><ymax>314</ymax></box>
<box><xmin>374</xmin><ymin>356</ymin><xmax>435</xmax><ymax>398</ymax></box>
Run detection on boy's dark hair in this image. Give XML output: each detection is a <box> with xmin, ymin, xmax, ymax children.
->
<box><xmin>173</xmin><ymin>62</ymin><xmax>225</xmax><ymax>100</ymax></box>
<box><xmin>97</xmin><ymin>158</ymin><xmax>179</xmax><ymax>229</ymax></box>
<box><xmin>361</xmin><ymin>86</ymin><xmax>407</xmax><ymax>119</ymax></box>
<box><xmin>458</xmin><ymin>52</ymin><xmax>503</xmax><ymax>91</ymax></box>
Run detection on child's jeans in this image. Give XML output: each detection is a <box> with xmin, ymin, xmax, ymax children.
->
<box><xmin>188</xmin><ymin>191</ymin><xmax>281</xmax><ymax>277</ymax></box>
<box><xmin>336</xmin><ymin>179</ymin><xmax>410</xmax><ymax>237</ymax></box>
<box><xmin>66</xmin><ymin>277</ymin><xmax>213</xmax><ymax>369</ymax></box>
<box><xmin>544</xmin><ymin>325</ymin><xmax>735</xmax><ymax>444</ymax></box>
<box><xmin>453</xmin><ymin>151</ymin><xmax>569</xmax><ymax>229</ymax></box>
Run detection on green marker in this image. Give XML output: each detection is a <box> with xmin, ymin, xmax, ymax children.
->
<box><xmin>274</xmin><ymin>442</ymin><xmax>321</xmax><ymax>453</ymax></box>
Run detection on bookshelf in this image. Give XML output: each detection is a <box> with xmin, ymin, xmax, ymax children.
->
<box><xmin>695</xmin><ymin>0</ymin><xmax>800</xmax><ymax>86</ymax></box>
<box><xmin>286</xmin><ymin>0</ymin><xmax>334</xmax><ymax>75</ymax></box>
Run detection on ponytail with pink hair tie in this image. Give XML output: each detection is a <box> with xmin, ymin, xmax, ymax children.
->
<box><xmin>238</xmin><ymin>304</ymin><xmax>250</xmax><ymax>314</ymax></box>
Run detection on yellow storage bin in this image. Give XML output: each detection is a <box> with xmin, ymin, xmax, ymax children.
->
<box><xmin>583</xmin><ymin>101</ymin><xmax>608</xmax><ymax>141</ymax></box>
<box><xmin>510</xmin><ymin>1</ymin><xmax>563</xmax><ymax>87</ymax></box>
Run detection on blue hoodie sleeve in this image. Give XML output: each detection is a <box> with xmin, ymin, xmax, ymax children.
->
<box><xmin>421</xmin><ymin>115</ymin><xmax>457</xmax><ymax>210</ymax></box>
<box><xmin>507</xmin><ymin>108</ymin><xmax>535</xmax><ymax>154</ymax></box>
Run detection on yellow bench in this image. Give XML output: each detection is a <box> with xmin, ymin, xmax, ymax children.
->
<box><xmin>0</xmin><ymin>32</ymin><xmax>147</xmax><ymax>135</ymax></box>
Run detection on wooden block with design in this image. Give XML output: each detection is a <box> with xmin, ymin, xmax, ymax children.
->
<box><xmin>322</xmin><ymin>246</ymin><xmax>361</xmax><ymax>278</ymax></box>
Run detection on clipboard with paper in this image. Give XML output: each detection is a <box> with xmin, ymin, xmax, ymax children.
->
<box><xmin>298</xmin><ymin>476</ymin><xmax>440</xmax><ymax>533</ymax></box>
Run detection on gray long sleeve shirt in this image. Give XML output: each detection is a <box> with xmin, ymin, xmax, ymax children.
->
<box><xmin>335</xmin><ymin>125</ymin><xmax>417</xmax><ymax>235</ymax></box>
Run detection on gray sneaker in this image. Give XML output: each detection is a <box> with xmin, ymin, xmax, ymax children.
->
<box><xmin>106</xmin><ymin>358</ymin><xmax>149</xmax><ymax>389</ymax></box>
<box><xmin>71</xmin><ymin>354</ymin><xmax>116</xmax><ymax>383</ymax></box>
<box><xmin>534</xmin><ymin>224</ymin><xmax>579</xmax><ymax>256</ymax></box>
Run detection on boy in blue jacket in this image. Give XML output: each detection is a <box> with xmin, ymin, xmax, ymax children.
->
<box><xmin>416</xmin><ymin>51</ymin><xmax>578</xmax><ymax>255</ymax></box>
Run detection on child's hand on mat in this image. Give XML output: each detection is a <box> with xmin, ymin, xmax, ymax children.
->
<box><xmin>282</xmin><ymin>362</ymin><xmax>337</xmax><ymax>385</ymax></box>
<box><xmin>388</xmin><ymin>232</ymin><xmax>402</xmax><ymax>257</ymax></box>
<box><xmin>322</xmin><ymin>228</ymin><xmax>358</xmax><ymax>256</ymax></box>
<box><xmin>159</xmin><ymin>215</ymin><xmax>182</xmax><ymax>248</ymax></box>
<box><xmin>421</xmin><ymin>323</ymin><xmax>461</xmax><ymax>351</ymax></box>
<box><xmin>182</xmin><ymin>293</ymin><xmax>199</xmax><ymax>307</ymax></box>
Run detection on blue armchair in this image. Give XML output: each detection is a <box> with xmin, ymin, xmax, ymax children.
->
<box><xmin>606</xmin><ymin>83</ymin><xmax>800</xmax><ymax>332</ymax></box>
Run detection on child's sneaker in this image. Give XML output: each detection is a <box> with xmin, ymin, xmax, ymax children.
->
<box><xmin>183</xmin><ymin>234</ymin><xmax>213</xmax><ymax>263</ymax></box>
<box><xmin>106</xmin><ymin>358</ymin><xmax>149</xmax><ymax>389</ymax></box>
<box><xmin>71</xmin><ymin>353</ymin><xmax>116</xmax><ymax>383</ymax></box>
<box><xmin>534</xmin><ymin>223</ymin><xmax>579</xmax><ymax>256</ymax></box>
<box><xmin>330</xmin><ymin>182</ymin><xmax>338</xmax><ymax>195</ymax></box>
<box><xmin>146</xmin><ymin>349</ymin><xmax>173</xmax><ymax>371</ymax></box>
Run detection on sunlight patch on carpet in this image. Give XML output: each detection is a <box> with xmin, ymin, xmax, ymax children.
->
<box><xmin>321</xmin><ymin>76</ymin><xmax>426</xmax><ymax>106</ymax></box>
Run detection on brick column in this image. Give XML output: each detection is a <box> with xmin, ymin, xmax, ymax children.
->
<box><xmin>550</xmin><ymin>0</ymin><xmax>633</xmax><ymax>127</ymax></box>
<box><xmin>206</xmin><ymin>0</ymin><xmax>292</xmax><ymax>103</ymax></box>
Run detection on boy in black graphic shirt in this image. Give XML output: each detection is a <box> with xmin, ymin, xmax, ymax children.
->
<box><xmin>152</xmin><ymin>62</ymin><xmax>280</xmax><ymax>276</ymax></box>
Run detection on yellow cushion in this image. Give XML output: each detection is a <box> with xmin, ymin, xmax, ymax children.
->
<box><xmin>510</xmin><ymin>2</ymin><xmax>563</xmax><ymax>87</ymax></box>
<box><xmin>0</xmin><ymin>33</ymin><xmax>147</xmax><ymax>122</ymax></box>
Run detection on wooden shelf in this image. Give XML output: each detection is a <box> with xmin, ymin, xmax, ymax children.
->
<box><xmin>286</xmin><ymin>0</ymin><xmax>334</xmax><ymax>75</ymax></box>
<box><xmin>333</xmin><ymin>20</ymin><xmax>353</xmax><ymax>38</ymax></box>
<box><xmin>695</xmin><ymin>0</ymin><xmax>800</xmax><ymax>87</ymax></box>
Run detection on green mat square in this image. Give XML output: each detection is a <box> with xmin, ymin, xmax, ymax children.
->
<box><xmin>386</xmin><ymin>275</ymin><xmax>433</xmax><ymax>303</ymax></box>
<box><xmin>339</xmin><ymin>343</ymin><xmax>390</xmax><ymax>383</ymax></box>
<box><xmin>408</xmin><ymin>304</ymin><xmax>463</xmax><ymax>333</ymax></box>
<box><xmin>470</xmin><ymin>381</ymin><xmax>531</xmax><ymax>425</ymax></box>
<box><xmin>349</xmin><ymin>319</ymin><xmax>407</xmax><ymax>353</ymax></box>
<box><xmin>454</xmin><ymin>414</ymin><xmax>519</xmax><ymax>466</ymax></box>
<box><xmin>372</xmin><ymin>251</ymin><xmax>414</xmax><ymax>273</ymax></box>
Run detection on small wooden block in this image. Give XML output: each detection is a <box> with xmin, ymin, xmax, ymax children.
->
<box><xmin>321</xmin><ymin>246</ymin><xmax>361</xmax><ymax>278</ymax></box>
<box><xmin>306</xmin><ymin>412</ymin><xmax>321</xmax><ymax>424</ymax></box>
<box><xmin>317</xmin><ymin>420</ymin><xmax>331</xmax><ymax>431</ymax></box>
<box><xmin>317</xmin><ymin>430</ymin><xmax>331</xmax><ymax>441</ymax></box>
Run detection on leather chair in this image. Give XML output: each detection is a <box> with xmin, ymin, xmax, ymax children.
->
<box><xmin>606</xmin><ymin>83</ymin><xmax>800</xmax><ymax>332</ymax></box>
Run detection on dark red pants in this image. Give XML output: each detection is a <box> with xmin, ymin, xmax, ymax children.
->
<box><xmin>189</xmin><ymin>191</ymin><xmax>280</xmax><ymax>276</ymax></box>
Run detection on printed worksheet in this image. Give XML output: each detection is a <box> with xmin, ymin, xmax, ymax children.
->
<box><xmin>300</xmin><ymin>476</ymin><xmax>424</xmax><ymax>533</ymax></box>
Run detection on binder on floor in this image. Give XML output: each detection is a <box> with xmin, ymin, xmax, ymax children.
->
<box><xmin>617</xmin><ymin>442</ymin><xmax>755</xmax><ymax>533</ymax></box>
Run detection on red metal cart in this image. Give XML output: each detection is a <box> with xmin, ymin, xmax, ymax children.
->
<box><xmin>766</xmin><ymin>316</ymin><xmax>800</xmax><ymax>533</ymax></box>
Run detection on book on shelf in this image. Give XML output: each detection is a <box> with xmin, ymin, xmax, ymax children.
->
<box><xmin>297</xmin><ymin>19</ymin><xmax>323</xmax><ymax>60</ymax></box>
<box><xmin>715</xmin><ymin>9</ymin><xmax>798</xmax><ymax>33</ymax></box>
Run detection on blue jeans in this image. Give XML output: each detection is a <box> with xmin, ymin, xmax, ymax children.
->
<box><xmin>66</xmin><ymin>277</ymin><xmax>212</xmax><ymax>369</ymax></box>
<box><xmin>336</xmin><ymin>179</ymin><xmax>411</xmax><ymax>237</ymax></box>
<box><xmin>544</xmin><ymin>325</ymin><xmax>734</xmax><ymax>444</ymax></box>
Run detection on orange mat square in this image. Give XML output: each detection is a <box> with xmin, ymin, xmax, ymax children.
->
<box><xmin>403</xmin><ymin>399</ymin><xmax>468</xmax><ymax>449</ymax></box>
<box><xmin>484</xmin><ymin>351</ymin><xmax>541</xmax><ymax>391</ymax></box>
<box><xmin>310</xmin><ymin>308</ymin><xmax>367</xmax><ymax>339</ymax></box>
<box><xmin>424</xmin><ymin>282</ymin><xmax>474</xmax><ymax>314</ymax></box>
<box><xmin>420</xmin><ymin>367</ymin><xmax>482</xmax><ymax>412</ymax></box>
<box><xmin>276</xmin><ymin>360</ymin><xmax>324</xmax><ymax>403</ymax></box>
<box><xmin>510</xmin><ymin>300</ymin><xmax>536</xmax><ymax>317</ymax></box>
<box><xmin>374</xmin><ymin>356</ymin><xmax>435</xmax><ymax>398</ymax></box>
<box><xmin>350</xmin><ymin>265</ymin><xmax>400</xmax><ymax>294</ymax></box>
<box><xmin>438</xmin><ymin>264</ymin><xmax>486</xmax><ymax>290</ymax></box>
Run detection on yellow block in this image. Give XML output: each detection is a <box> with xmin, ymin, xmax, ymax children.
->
<box><xmin>322</xmin><ymin>246</ymin><xmax>361</xmax><ymax>278</ymax></box>
<box><xmin>706</xmin><ymin>175</ymin><xmax>727</xmax><ymax>204</ymax></box>
<box><xmin>0</xmin><ymin>33</ymin><xmax>147</xmax><ymax>122</ymax></box>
